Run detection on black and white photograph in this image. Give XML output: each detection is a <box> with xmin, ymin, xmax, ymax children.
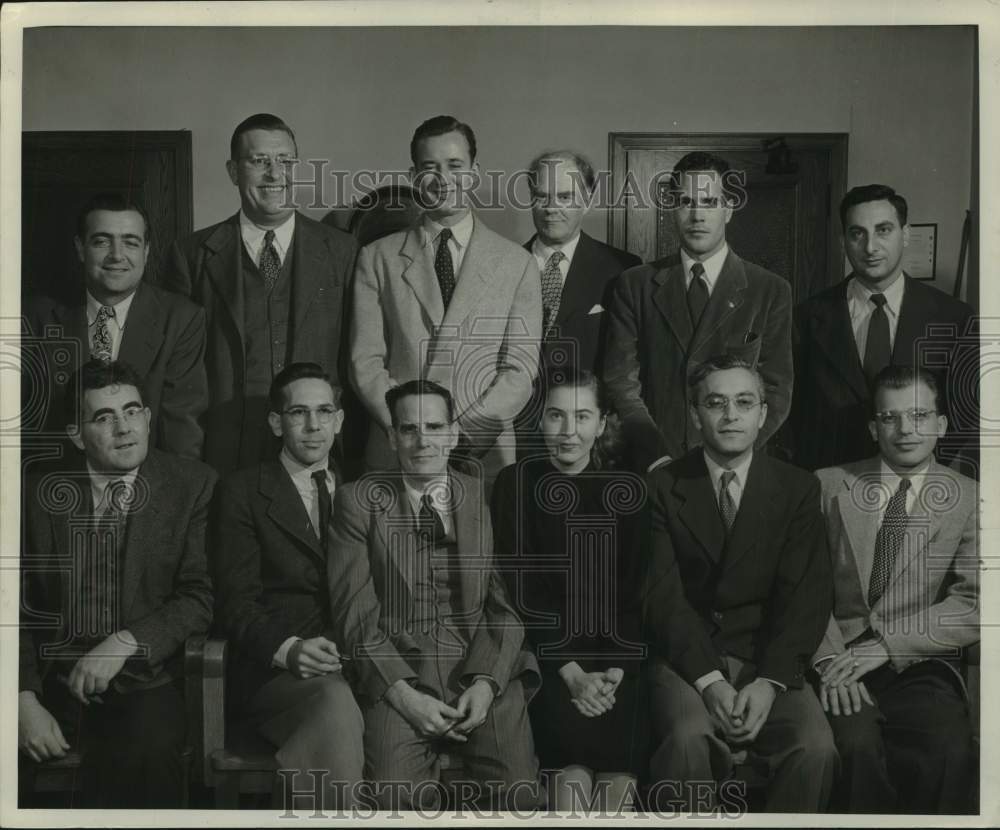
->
<box><xmin>2</xmin><ymin>0</ymin><xmax>996</xmax><ymax>825</ymax></box>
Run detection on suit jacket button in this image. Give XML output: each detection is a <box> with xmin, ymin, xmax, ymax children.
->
<box><xmin>713</xmin><ymin>611</ymin><xmax>723</xmax><ymax>621</ymax></box>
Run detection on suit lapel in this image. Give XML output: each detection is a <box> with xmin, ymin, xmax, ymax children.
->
<box><xmin>452</xmin><ymin>473</ymin><xmax>485</xmax><ymax>612</ymax></box>
<box><xmin>675</xmin><ymin>455</ymin><xmax>726</xmax><ymax>563</ymax></box>
<box><xmin>399</xmin><ymin>226</ymin><xmax>445</xmax><ymax>325</ymax></box>
<box><xmin>892</xmin><ymin>275</ymin><xmax>926</xmax><ymax>364</ymax></box>
<box><xmin>442</xmin><ymin>216</ymin><xmax>500</xmax><ymax>330</ymax></box>
<box><xmin>811</xmin><ymin>278</ymin><xmax>869</xmax><ymax>402</ymax></box>
<box><xmin>203</xmin><ymin>214</ymin><xmax>246</xmax><ymax>345</ymax></box>
<box><xmin>118</xmin><ymin>282</ymin><xmax>162</xmax><ymax>379</ymax></box>
<box><xmin>374</xmin><ymin>477</ymin><xmax>420</xmax><ymax>594</ymax></box>
<box><xmin>652</xmin><ymin>259</ymin><xmax>694</xmax><ymax>350</ymax></box>
<box><xmin>691</xmin><ymin>251</ymin><xmax>745</xmax><ymax>355</ymax></box>
<box><xmin>290</xmin><ymin>214</ymin><xmax>329</xmax><ymax>348</ymax></box>
<box><xmin>120</xmin><ymin>453</ymin><xmax>164</xmax><ymax>622</ymax></box>
<box><xmin>838</xmin><ymin>460</ymin><xmax>883</xmax><ymax>601</ymax></box>
<box><xmin>723</xmin><ymin>453</ymin><xmax>777</xmax><ymax>571</ymax></box>
<box><xmin>261</xmin><ymin>460</ymin><xmax>323</xmax><ymax>559</ymax></box>
<box><xmin>557</xmin><ymin>233</ymin><xmax>602</xmax><ymax>323</ymax></box>
<box><xmin>52</xmin><ymin>302</ymin><xmax>89</xmax><ymax>360</ymax></box>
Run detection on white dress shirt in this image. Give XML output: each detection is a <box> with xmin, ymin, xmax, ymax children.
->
<box><xmin>848</xmin><ymin>272</ymin><xmax>904</xmax><ymax>360</ymax></box>
<box><xmin>403</xmin><ymin>474</ymin><xmax>453</xmax><ymax>538</ymax></box>
<box><xmin>86</xmin><ymin>290</ymin><xmax>137</xmax><ymax>361</ymax></box>
<box><xmin>681</xmin><ymin>243</ymin><xmax>730</xmax><ymax>295</ymax></box>
<box><xmin>272</xmin><ymin>448</ymin><xmax>335</xmax><ymax>669</ymax></box>
<box><xmin>240</xmin><ymin>210</ymin><xmax>295</xmax><ymax>267</ymax></box>
<box><xmin>422</xmin><ymin>211</ymin><xmax>474</xmax><ymax>278</ymax></box>
<box><xmin>86</xmin><ymin>462</ymin><xmax>140</xmax><ymax>513</ymax></box>
<box><xmin>531</xmin><ymin>232</ymin><xmax>583</xmax><ymax>290</ymax></box>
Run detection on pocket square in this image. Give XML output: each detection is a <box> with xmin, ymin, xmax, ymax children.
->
<box><xmin>588</xmin><ymin>304</ymin><xmax>604</xmax><ymax>315</ymax></box>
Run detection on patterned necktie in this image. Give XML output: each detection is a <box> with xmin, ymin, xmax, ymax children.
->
<box><xmin>718</xmin><ymin>470</ymin><xmax>738</xmax><ymax>534</ymax></box>
<box><xmin>259</xmin><ymin>229</ymin><xmax>281</xmax><ymax>293</ymax></box>
<box><xmin>687</xmin><ymin>262</ymin><xmax>709</xmax><ymax>326</ymax></box>
<box><xmin>868</xmin><ymin>477</ymin><xmax>911</xmax><ymax>607</ymax></box>
<box><xmin>541</xmin><ymin>250</ymin><xmax>566</xmax><ymax>336</ymax></box>
<box><xmin>418</xmin><ymin>493</ymin><xmax>446</xmax><ymax>543</ymax></box>
<box><xmin>435</xmin><ymin>228</ymin><xmax>456</xmax><ymax>309</ymax></box>
<box><xmin>863</xmin><ymin>293</ymin><xmax>891</xmax><ymax>382</ymax></box>
<box><xmin>91</xmin><ymin>305</ymin><xmax>116</xmax><ymax>362</ymax></box>
<box><xmin>311</xmin><ymin>469</ymin><xmax>332</xmax><ymax>548</ymax></box>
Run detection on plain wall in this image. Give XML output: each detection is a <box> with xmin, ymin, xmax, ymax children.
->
<box><xmin>22</xmin><ymin>25</ymin><xmax>976</xmax><ymax>299</ymax></box>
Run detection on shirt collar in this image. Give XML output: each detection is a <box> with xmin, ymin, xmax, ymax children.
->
<box><xmin>239</xmin><ymin>210</ymin><xmax>296</xmax><ymax>260</ymax></box>
<box><xmin>85</xmin><ymin>288</ymin><xmax>137</xmax><ymax>327</ymax></box>
<box><xmin>878</xmin><ymin>458</ymin><xmax>929</xmax><ymax>502</ymax></box>
<box><xmin>403</xmin><ymin>474</ymin><xmax>451</xmax><ymax>513</ymax></box>
<box><xmin>279</xmin><ymin>446</ymin><xmax>330</xmax><ymax>483</ymax></box>
<box><xmin>532</xmin><ymin>232</ymin><xmax>582</xmax><ymax>269</ymax></box>
<box><xmin>681</xmin><ymin>243</ymin><xmax>729</xmax><ymax>292</ymax></box>
<box><xmin>703</xmin><ymin>448</ymin><xmax>753</xmax><ymax>493</ymax></box>
<box><xmin>848</xmin><ymin>271</ymin><xmax>905</xmax><ymax>317</ymax></box>
<box><xmin>86</xmin><ymin>461</ymin><xmax>140</xmax><ymax>511</ymax></box>
<box><xmin>422</xmin><ymin>211</ymin><xmax>474</xmax><ymax>250</ymax></box>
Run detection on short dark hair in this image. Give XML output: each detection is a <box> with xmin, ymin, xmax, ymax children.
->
<box><xmin>528</xmin><ymin>149</ymin><xmax>597</xmax><ymax>194</ymax></box>
<box><xmin>385</xmin><ymin>379</ymin><xmax>455</xmax><ymax>427</ymax></box>
<box><xmin>870</xmin><ymin>365</ymin><xmax>940</xmax><ymax>414</ymax></box>
<box><xmin>75</xmin><ymin>193</ymin><xmax>152</xmax><ymax>247</ymax></box>
<box><xmin>409</xmin><ymin>115</ymin><xmax>477</xmax><ymax>166</ymax></box>
<box><xmin>839</xmin><ymin>184</ymin><xmax>908</xmax><ymax>230</ymax></box>
<box><xmin>687</xmin><ymin>354</ymin><xmax>767</xmax><ymax>403</ymax></box>
<box><xmin>230</xmin><ymin>113</ymin><xmax>298</xmax><ymax>160</ymax></box>
<box><xmin>670</xmin><ymin>151</ymin><xmax>732</xmax><ymax>191</ymax></box>
<box><xmin>64</xmin><ymin>359</ymin><xmax>145</xmax><ymax>426</ymax></box>
<box><xmin>269</xmin><ymin>362</ymin><xmax>341</xmax><ymax>412</ymax></box>
<box><xmin>543</xmin><ymin>366</ymin><xmax>623</xmax><ymax>469</ymax></box>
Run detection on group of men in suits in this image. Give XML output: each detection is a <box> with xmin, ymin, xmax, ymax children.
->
<box><xmin>18</xmin><ymin>110</ymin><xmax>980</xmax><ymax>814</ymax></box>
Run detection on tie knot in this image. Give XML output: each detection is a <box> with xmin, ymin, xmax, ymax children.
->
<box><xmin>897</xmin><ymin>477</ymin><xmax>912</xmax><ymax>494</ymax></box>
<box><xmin>264</xmin><ymin>229</ymin><xmax>275</xmax><ymax>244</ymax></box>
<box><xmin>720</xmin><ymin>470</ymin><xmax>737</xmax><ymax>489</ymax></box>
<box><xmin>311</xmin><ymin>469</ymin><xmax>328</xmax><ymax>488</ymax></box>
<box><xmin>691</xmin><ymin>262</ymin><xmax>706</xmax><ymax>280</ymax></box>
<box><xmin>870</xmin><ymin>292</ymin><xmax>888</xmax><ymax>308</ymax></box>
<box><xmin>96</xmin><ymin>305</ymin><xmax>115</xmax><ymax>320</ymax></box>
<box><xmin>547</xmin><ymin>251</ymin><xmax>565</xmax><ymax>267</ymax></box>
<box><xmin>438</xmin><ymin>228</ymin><xmax>453</xmax><ymax>244</ymax></box>
<box><xmin>104</xmin><ymin>478</ymin><xmax>133</xmax><ymax>514</ymax></box>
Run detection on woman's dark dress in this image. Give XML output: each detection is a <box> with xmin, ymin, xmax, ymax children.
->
<box><xmin>492</xmin><ymin>457</ymin><xmax>649</xmax><ymax>774</ymax></box>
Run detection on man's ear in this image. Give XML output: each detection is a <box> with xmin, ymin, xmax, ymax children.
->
<box><xmin>66</xmin><ymin>424</ymin><xmax>84</xmax><ymax>452</ymax></box>
<box><xmin>74</xmin><ymin>236</ymin><xmax>85</xmax><ymax>264</ymax></box>
<box><xmin>226</xmin><ymin>159</ymin><xmax>239</xmax><ymax>187</ymax></box>
<box><xmin>689</xmin><ymin>405</ymin><xmax>702</xmax><ymax>434</ymax></box>
<box><xmin>268</xmin><ymin>411</ymin><xmax>283</xmax><ymax>438</ymax></box>
<box><xmin>868</xmin><ymin>419</ymin><xmax>878</xmax><ymax>444</ymax></box>
<box><xmin>902</xmin><ymin>223</ymin><xmax>911</xmax><ymax>249</ymax></box>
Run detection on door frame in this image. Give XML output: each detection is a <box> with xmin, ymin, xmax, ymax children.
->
<box><xmin>607</xmin><ymin>132</ymin><xmax>848</xmax><ymax>291</ymax></box>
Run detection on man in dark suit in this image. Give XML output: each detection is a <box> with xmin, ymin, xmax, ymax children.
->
<box><xmin>813</xmin><ymin>366</ymin><xmax>977</xmax><ymax>813</ymax></box>
<box><xmin>516</xmin><ymin>149</ymin><xmax>640</xmax><ymax>458</ymax></box>
<box><xmin>25</xmin><ymin>193</ymin><xmax>207</xmax><ymax>459</ymax></box>
<box><xmin>643</xmin><ymin>355</ymin><xmax>836</xmax><ymax>812</ymax></box>
<box><xmin>18</xmin><ymin>360</ymin><xmax>215</xmax><ymax>807</ymax></box>
<box><xmin>213</xmin><ymin>362</ymin><xmax>363</xmax><ymax>809</ymax></box>
<box><xmin>163</xmin><ymin>113</ymin><xmax>358</xmax><ymax>476</ymax></box>
<box><xmin>603</xmin><ymin>151</ymin><xmax>793</xmax><ymax>473</ymax></box>
<box><xmin>789</xmin><ymin>184</ymin><xmax>976</xmax><ymax>474</ymax></box>
<box><xmin>327</xmin><ymin>379</ymin><xmax>540</xmax><ymax>811</ymax></box>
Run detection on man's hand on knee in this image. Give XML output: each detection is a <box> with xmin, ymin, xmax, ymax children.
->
<box><xmin>728</xmin><ymin>678</ymin><xmax>777</xmax><ymax>744</ymax></box>
<box><xmin>701</xmin><ymin>679</ymin><xmax>742</xmax><ymax>736</ymax></box>
<box><xmin>453</xmin><ymin>678</ymin><xmax>495</xmax><ymax>734</ymax></box>
<box><xmin>18</xmin><ymin>691</ymin><xmax>70</xmax><ymax>763</ymax></box>
<box><xmin>820</xmin><ymin>679</ymin><xmax>874</xmax><ymax>717</ymax></box>
<box><xmin>385</xmin><ymin>680</ymin><xmax>465</xmax><ymax>742</ymax></box>
<box><xmin>288</xmin><ymin>637</ymin><xmax>342</xmax><ymax>679</ymax></box>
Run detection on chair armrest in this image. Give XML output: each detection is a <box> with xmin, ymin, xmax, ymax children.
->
<box><xmin>185</xmin><ymin>635</ymin><xmax>228</xmax><ymax>785</ymax></box>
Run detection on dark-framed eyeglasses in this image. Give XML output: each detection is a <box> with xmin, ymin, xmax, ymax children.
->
<box><xmin>697</xmin><ymin>396</ymin><xmax>762</xmax><ymax>414</ymax></box>
<box><xmin>873</xmin><ymin>408</ymin><xmax>937</xmax><ymax>427</ymax></box>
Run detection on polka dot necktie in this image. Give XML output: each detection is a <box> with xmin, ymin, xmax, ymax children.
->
<box><xmin>718</xmin><ymin>469</ymin><xmax>737</xmax><ymax>534</ymax></box>
<box><xmin>259</xmin><ymin>229</ymin><xmax>281</xmax><ymax>293</ymax></box>
<box><xmin>435</xmin><ymin>228</ymin><xmax>456</xmax><ymax>309</ymax></box>
<box><xmin>541</xmin><ymin>250</ymin><xmax>565</xmax><ymax>336</ymax></box>
<box><xmin>868</xmin><ymin>477</ymin><xmax>911</xmax><ymax>607</ymax></box>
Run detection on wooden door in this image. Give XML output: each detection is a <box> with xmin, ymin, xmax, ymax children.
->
<box><xmin>608</xmin><ymin>133</ymin><xmax>848</xmax><ymax>303</ymax></box>
<box><xmin>22</xmin><ymin>131</ymin><xmax>193</xmax><ymax>305</ymax></box>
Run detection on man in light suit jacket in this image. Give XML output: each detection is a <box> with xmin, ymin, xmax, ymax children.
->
<box><xmin>162</xmin><ymin>113</ymin><xmax>358</xmax><ymax>476</ymax></box>
<box><xmin>351</xmin><ymin>115</ymin><xmax>542</xmax><ymax>486</ymax></box>
<box><xmin>789</xmin><ymin>184</ymin><xmax>976</xmax><ymax>475</ymax></box>
<box><xmin>813</xmin><ymin>365</ymin><xmax>977</xmax><ymax>813</ymax></box>
<box><xmin>516</xmin><ymin>149</ymin><xmax>640</xmax><ymax>458</ymax></box>
<box><xmin>643</xmin><ymin>355</ymin><xmax>836</xmax><ymax>813</ymax></box>
<box><xmin>25</xmin><ymin>193</ymin><xmax>207</xmax><ymax>460</ymax></box>
<box><xmin>603</xmin><ymin>151</ymin><xmax>793</xmax><ymax>473</ymax></box>
<box><xmin>327</xmin><ymin>380</ymin><xmax>540</xmax><ymax>811</ymax></box>
<box><xmin>213</xmin><ymin>362</ymin><xmax>363</xmax><ymax>809</ymax></box>
<box><xmin>19</xmin><ymin>360</ymin><xmax>215</xmax><ymax>807</ymax></box>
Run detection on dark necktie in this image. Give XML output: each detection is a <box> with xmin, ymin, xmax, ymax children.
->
<box><xmin>311</xmin><ymin>469</ymin><xmax>332</xmax><ymax>548</ymax></box>
<box><xmin>868</xmin><ymin>478</ymin><xmax>911</xmax><ymax>607</ymax></box>
<box><xmin>91</xmin><ymin>305</ymin><xmax>115</xmax><ymax>362</ymax></box>
<box><xmin>87</xmin><ymin>479</ymin><xmax>129</xmax><ymax>639</ymax></box>
<box><xmin>435</xmin><ymin>228</ymin><xmax>456</xmax><ymax>309</ymax></box>
<box><xmin>540</xmin><ymin>250</ymin><xmax>566</xmax><ymax>337</ymax></box>
<box><xmin>863</xmin><ymin>293</ymin><xmax>891</xmax><ymax>382</ymax></box>
<box><xmin>259</xmin><ymin>229</ymin><xmax>281</xmax><ymax>293</ymax></box>
<box><xmin>718</xmin><ymin>469</ymin><xmax>738</xmax><ymax>534</ymax></box>
<box><xmin>687</xmin><ymin>261</ymin><xmax>709</xmax><ymax>326</ymax></box>
<box><xmin>418</xmin><ymin>493</ymin><xmax>446</xmax><ymax>543</ymax></box>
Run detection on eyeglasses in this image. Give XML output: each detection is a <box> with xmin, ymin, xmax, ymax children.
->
<box><xmin>873</xmin><ymin>408</ymin><xmax>937</xmax><ymax>426</ymax></box>
<box><xmin>240</xmin><ymin>155</ymin><xmax>299</xmax><ymax>171</ymax></box>
<box><xmin>86</xmin><ymin>405</ymin><xmax>146</xmax><ymax>431</ymax></box>
<box><xmin>697</xmin><ymin>396</ymin><xmax>762</xmax><ymax>414</ymax></box>
<box><xmin>282</xmin><ymin>406</ymin><xmax>339</xmax><ymax>426</ymax></box>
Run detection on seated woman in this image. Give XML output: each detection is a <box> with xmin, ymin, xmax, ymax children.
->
<box><xmin>492</xmin><ymin>368</ymin><xmax>648</xmax><ymax>812</ymax></box>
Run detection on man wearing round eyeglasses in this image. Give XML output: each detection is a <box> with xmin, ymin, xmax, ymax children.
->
<box><xmin>19</xmin><ymin>359</ymin><xmax>216</xmax><ymax>806</ymax></box>
<box><xmin>811</xmin><ymin>365</ymin><xmax>977</xmax><ymax>813</ymax></box>
<box><xmin>644</xmin><ymin>354</ymin><xmax>836</xmax><ymax>813</ymax></box>
<box><xmin>164</xmin><ymin>113</ymin><xmax>359</xmax><ymax>477</ymax></box>
<box><xmin>212</xmin><ymin>362</ymin><xmax>363</xmax><ymax>810</ymax></box>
